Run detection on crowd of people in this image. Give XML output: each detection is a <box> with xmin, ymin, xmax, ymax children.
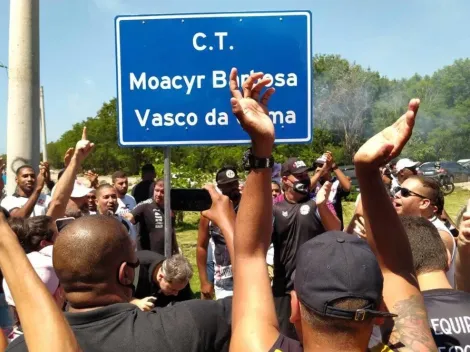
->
<box><xmin>0</xmin><ymin>68</ymin><xmax>469</xmax><ymax>351</ymax></box>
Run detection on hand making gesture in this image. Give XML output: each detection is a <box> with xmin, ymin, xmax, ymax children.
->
<box><xmin>229</xmin><ymin>68</ymin><xmax>275</xmax><ymax>157</ymax></box>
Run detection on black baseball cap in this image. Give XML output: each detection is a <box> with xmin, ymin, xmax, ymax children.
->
<box><xmin>281</xmin><ymin>157</ymin><xmax>313</xmax><ymax>176</ymax></box>
<box><xmin>216</xmin><ymin>166</ymin><xmax>239</xmax><ymax>185</ymax></box>
<box><xmin>294</xmin><ymin>231</ymin><xmax>396</xmax><ymax>321</ymax></box>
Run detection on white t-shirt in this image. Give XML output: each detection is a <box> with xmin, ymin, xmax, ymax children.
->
<box><xmin>0</xmin><ymin>194</ymin><xmax>51</xmax><ymax>218</ymax></box>
<box><xmin>116</xmin><ymin>194</ymin><xmax>137</xmax><ymax>215</ymax></box>
<box><xmin>430</xmin><ymin>216</ymin><xmax>456</xmax><ymax>287</ymax></box>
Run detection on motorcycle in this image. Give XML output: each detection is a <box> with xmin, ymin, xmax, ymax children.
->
<box><xmin>433</xmin><ymin>169</ymin><xmax>455</xmax><ymax>195</ymax></box>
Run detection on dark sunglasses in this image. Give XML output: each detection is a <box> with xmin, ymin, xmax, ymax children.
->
<box><xmin>394</xmin><ymin>187</ymin><xmax>427</xmax><ymax>199</ymax></box>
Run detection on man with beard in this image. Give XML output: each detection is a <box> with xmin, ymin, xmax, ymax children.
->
<box><xmin>124</xmin><ymin>180</ymin><xmax>178</xmax><ymax>255</ymax></box>
<box><xmin>272</xmin><ymin>157</ymin><xmax>341</xmax><ymax>339</ymax></box>
<box><xmin>95</xmin><ymin>184</ymin><xmax>136</xmax><ymax>243</ymax></box>
<box><xmin>196</xmin><ymin>166</ymin><xmax>241</xmax><ymax>300</ymax></box>
<box><xmin>112</xmin><ymin>171</ymin><xmax>137</xmax><ymax>215</ymax></box>
<box><xmin>1</xmin><ymin>164</ymin><xmax>50</xmax><ymax>218</ymax></box>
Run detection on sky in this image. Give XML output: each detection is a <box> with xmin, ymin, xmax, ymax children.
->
<box><xmin>1</xmin><ymin>0</ymin><xmax>470</xmax><ymax>154</ymax></box>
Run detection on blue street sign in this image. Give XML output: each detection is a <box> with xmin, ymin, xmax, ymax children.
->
<box><xmin>115</xmin><ymin>11</ymin><xmax>313</xmax><ymax>146</ymax></box>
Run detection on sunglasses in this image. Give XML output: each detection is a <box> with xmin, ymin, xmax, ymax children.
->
<box><xmin>394</xmin><ymin>187</ymin><xmax>427</xmax><ymax>199</ymax></box>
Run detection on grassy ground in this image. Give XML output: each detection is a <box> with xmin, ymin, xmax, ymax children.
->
<box><xmin>176</xmin><ymin>187</ymin><xmax>470</xmax><ymax>295</ymax></box>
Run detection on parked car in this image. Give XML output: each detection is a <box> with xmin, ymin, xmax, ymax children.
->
<box><xmin>339</xmin><ymin>165</ymin><xmax>359</xmax><ymax>191</ymax></box>
<box><xmin>418</xmin><ymin>161</ymin><xmax>470</xmax><ymax>183</ymax></box>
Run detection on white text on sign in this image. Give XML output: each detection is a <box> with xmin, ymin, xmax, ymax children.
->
<box><xmin>129</xmin><ymin>70</ymin><xmax>298</xmax><ymax>95</ymax></box>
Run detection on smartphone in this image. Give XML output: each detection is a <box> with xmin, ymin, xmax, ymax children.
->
<box><xmin>170</xmin><ymin>189</ymin><xmax>212</xmax><ymax>211</ymax></box>
<box><xmin>56</xmin><ymin>217</ymin><xmax>75</xmax><ymax>232</ymax></box>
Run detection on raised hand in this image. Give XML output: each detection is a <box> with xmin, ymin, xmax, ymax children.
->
<box><xmin>74</xmin><ymin>127</ymin><xmax>95</xmax><ymax>164</ymax></box>
<box><xmin>354</xmin><ymin>99</ymin><xmax>420</xmax><ymax>169</ymax></box>
<box><xmin>41</xmin><ymin>161</ymin><xmax>51</xmax><ymax>183</ymax></box>
<box><xmin>229</xmin><ymin>68</ymin><xmax>275</xmax><ymax>157</ymax></box>
<box><xmin>36</xmin><ymin>163</ymin><xmax>46</xmax><ymax>191</ymax></box>
<box><xmin>201</xmin><ymin>183</ymin><xmax>236</xmax><ymax>231</ymax></box>
<box><xmin>458</xmin><ymin>200</ymin><xmax>470</xmax><ymax>247</ymax></box>
<box><xmin>63</xmin><ymin>148</ymin><xmax>75</xmax><ymax>168</ymax></box>
<box><xmin>316</xmin><ymin>181</ymin><xmax>332</xmax><ymax>206</ymax></box>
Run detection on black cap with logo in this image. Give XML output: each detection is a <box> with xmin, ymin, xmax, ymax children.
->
<box><xmin>281</xmin><ymin>157</ymin><xmax>313</xmax><ymax>176</ymax></box>
<box><xmin>294</xmin><ymin>231</ymin><xmax>396</xmax><ymax>321</ymax></box>
<box><xmin>216</xmin><ymin>166</ymin><xmax>239</xmax><ymax>185</ymax></box>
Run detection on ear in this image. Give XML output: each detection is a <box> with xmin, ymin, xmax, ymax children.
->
<box><xmin>419</xmin><ymin>198</ymin><xmax>431</xmax><ymax>210</ymax></box>
<box><xmin>446</xmin><ymin>248</ymin><xmax>452</xmax><ymax>272</ymax></box>
<box><xmin>118</xmin><ymin>262</ymin><xmax>132</xmax><ymax>285</ymax></box>
<box><xmin>39</xmin><ymin>239</ymin><xmax>51</xmax><ymax>249</ymax></box>
<box><xmin>289</xmin><ymin>290</ymin><xmax>301</xmax><ymax>324</ymax></box>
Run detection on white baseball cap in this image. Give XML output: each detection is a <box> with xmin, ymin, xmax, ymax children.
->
<box><xmin>396</xmin><ymin>158</ymin><xmax>419</xmax><ymax>173</ymax></box>
<box><xmin>51</xmin><ymin>179</ymin><xmax>93</xmax><ymax>199</ymax></box>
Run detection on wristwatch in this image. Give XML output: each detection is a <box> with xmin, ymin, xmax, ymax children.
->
<box><xmin>242</xmin><ymin>148</ymin><xmax>275</xmax><ymax>171</ymax></box>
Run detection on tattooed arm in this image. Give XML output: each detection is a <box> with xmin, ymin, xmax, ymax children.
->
<box><xmin>354</xmin><ymin>99</ymin><xmax>437</xmax><ymax>352</ymax></box>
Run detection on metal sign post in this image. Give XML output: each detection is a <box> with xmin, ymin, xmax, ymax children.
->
<box><xmin>163</xmin><ymin>147</ymin><xmax>172</xmax><ymax>257</ymax></box>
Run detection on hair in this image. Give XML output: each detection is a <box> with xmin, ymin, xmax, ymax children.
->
<box><xmin>95</xmin><ymin>183</ymin><xmax>114</xmax><ymax>198</ymax></box>
<box><xmin>16</xmin><ymin>165</ymin><xmax>34</xmax><ymax>176</ymax></box>
<box><xmin>154</xmin><ymin>179</ymin><xmax>164</xmax><ymax>187</ymax></box>
<box><xmin>272</xmin><ymin>180</ymin><xmax>281</xmax><ymax>189</ymax></box>
<box><xmin>7</xmin><ymin>217</ymin><xmax>28</xmax><ymax>251</ymax></box>
<box><xmin>141</xmin><ymin>164</ymin><xmax>155</xmax><ymax>174</ymax></box>
<box><xmin>400</xmin><ymin>215</ymin><xmax>448</xmax><ymax>274</ymax></box>
<box><xmin>57</xmin><ymin>168</ymin><xmax>66</xmax><ymax>181</ymax></box>
<box><xmin>409</xmin><ymin>176</ymin><xmax>442</xmax><ymax>206</ymax></box>
<box><xmin>23</xmin><ymin>216</ymin><xmax>55</xmax><ymax>253</ymax></box>
<box><xmin>161</xmin><ymin>254</ymin><xmax>193</xmax><ymax>283</ymax></box>
<box><xmin>112</xmin><ymin>171</ymin><xmax>127</xmax><ymax>183</ymax></box>
<box><xmin>300</xmin><ymin>297</ymin><xmax>372</xmax><ymax>334</ymax></box>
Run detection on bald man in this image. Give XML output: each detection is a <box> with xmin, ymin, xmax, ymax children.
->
<box><xmin>6</xmin><ymin>215</ymin><xmax>231</xmax><ymax>352</ymax></box>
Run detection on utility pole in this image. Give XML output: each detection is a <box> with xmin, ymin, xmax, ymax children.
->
<box><xmin>6</xmin><ymin>0</ymin><xmax>40</xmax><ymax>194</ymax></box>
<box><xmin>39</xmin><ymin>86</ymin><xmax>47</xmax><ymax>161</ymax></box>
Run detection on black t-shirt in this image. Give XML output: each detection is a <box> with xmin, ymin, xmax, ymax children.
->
<box><xmin>269</xmin><ymin>334</ymin><xmax>303</xmax><ymax>351</ymax></box>
<box><xmin>131</xmin><ymin>199</ymin><xmax>177</xmax><ymax>255</ymax></box>
<box><xmin>7</xmin><ymin>299</ymin><xmax>232</xmax><ymax>352</ymax></box>
<box><xmin>132</xmin><ymin>180</ymin><xmax>154</xmax><ymax>205</ymax></box>
<box><xmin>272</xmin><ymin>196</ymin><xmax>325</xmax><ymax>295</ymax></box>
<box><xmin>424</xmin><ymin>288</ymin><xmax>470</xmax><ymax>349</ymax></box>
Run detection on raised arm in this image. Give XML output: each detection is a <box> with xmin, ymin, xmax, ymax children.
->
<box><xmin>0</xmin><ymin>213</ymin><xmax>81</xmax><ymax>352</ymax></box>
<box><xmin>47</xmin><ymin>128</ymin><xmax>94</xmax><ymax>220</ymax></box>
<box><xmin>354</xmin><ymin>99</ymin><xmax>436</xmax><ymax>351</ymax></box>
<box><xmin>196</xmin><ymin>215</ymin><xmax>214</xmax><ymax>300</ymax></box>
<box><xmin>226</xmin><ymin>68</ymin><xmax>279</xmax><ymax>352</ymax></box>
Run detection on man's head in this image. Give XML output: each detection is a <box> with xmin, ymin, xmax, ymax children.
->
<box><xmin>393</xmin><ymin>176</ymin><xmax>442</xmax><ymax>217</ymax></box>
<box><xmin>153</xmin><ymin>179</ymin><xmax>165</xmax><ymax>207</ymax></box>
<box><xmin>87</xmin><ymin>190</ymin><xmax>97</xmax><ymax>212</ymax></box>
<box><xmin>24</xmin><ymin>215</ymin><xmax>58</xmax><ymax>253</ymax></box>
<box><xmin>15</xmin><ymin>165</ymin><xmax>36</xmax><ymax>194</ymax></box>
<box><xmin>271</xmin><ymin>180</ymin><xmax>281</xmax><ymax>199</ymax></box>
<box><xmin>53</xmin><ymin>215</ymin><xmax>138</xmax><ymax>308</ymax></box>
<box><xmin>95</xmin><ymin>184</ymin><xmax>118</xmax><ymax>215</ymax></box>
<box><xmin>216</xmin><ymin>166</ymin><xmax>241</xmax><ymax>203</ymax></box>
<box><xmin>281</xmin><ymin>158</ymin><xmax>312</xmax><ymax>198</ymax></box>
<box><xmin>112</xmin><ymin>171</ymin><xmax>129</xmax><ymax>197</ymax></box>
<box><xmin>400</xmin><ymin>216</ymin><xmax>449</xmax><ymax>276</ymax></box>
<box><xmin>53</xmin><ymin>180</ymin><xmax>93</xmax><ymax>218</ymax></box>
<box><xmin>153</xmin><ymin>254</ymin><xmax>193</xmax><ymax>296</ymax></box>
<box><xmin>290</xmin><ymin>231</ymin><xmax>394</xmax><ymax>343</ymax></box>
<box><xmin>141</xmin><ymin>164</ymin><xmax>156</xmax><ymax>181</ymax></box>
<box><xmin>395</xmin><ymin>158</ymin><xmax>419</xmax><ymax>184</ymax></box>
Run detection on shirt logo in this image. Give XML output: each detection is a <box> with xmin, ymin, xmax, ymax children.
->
<box><xmin>300</xmin><ymin>204</ymin><xmax>310</xmax><ymax>215</ymax></box>
<box><xmin>282</xmin><ymin>211</ymin><xmax>288</xmax><ymax>217</ymax></box>
<box><xmin>226</xmin><ymin>170</ymin><xmax>235</xmax><ymax>178</ymax></box>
